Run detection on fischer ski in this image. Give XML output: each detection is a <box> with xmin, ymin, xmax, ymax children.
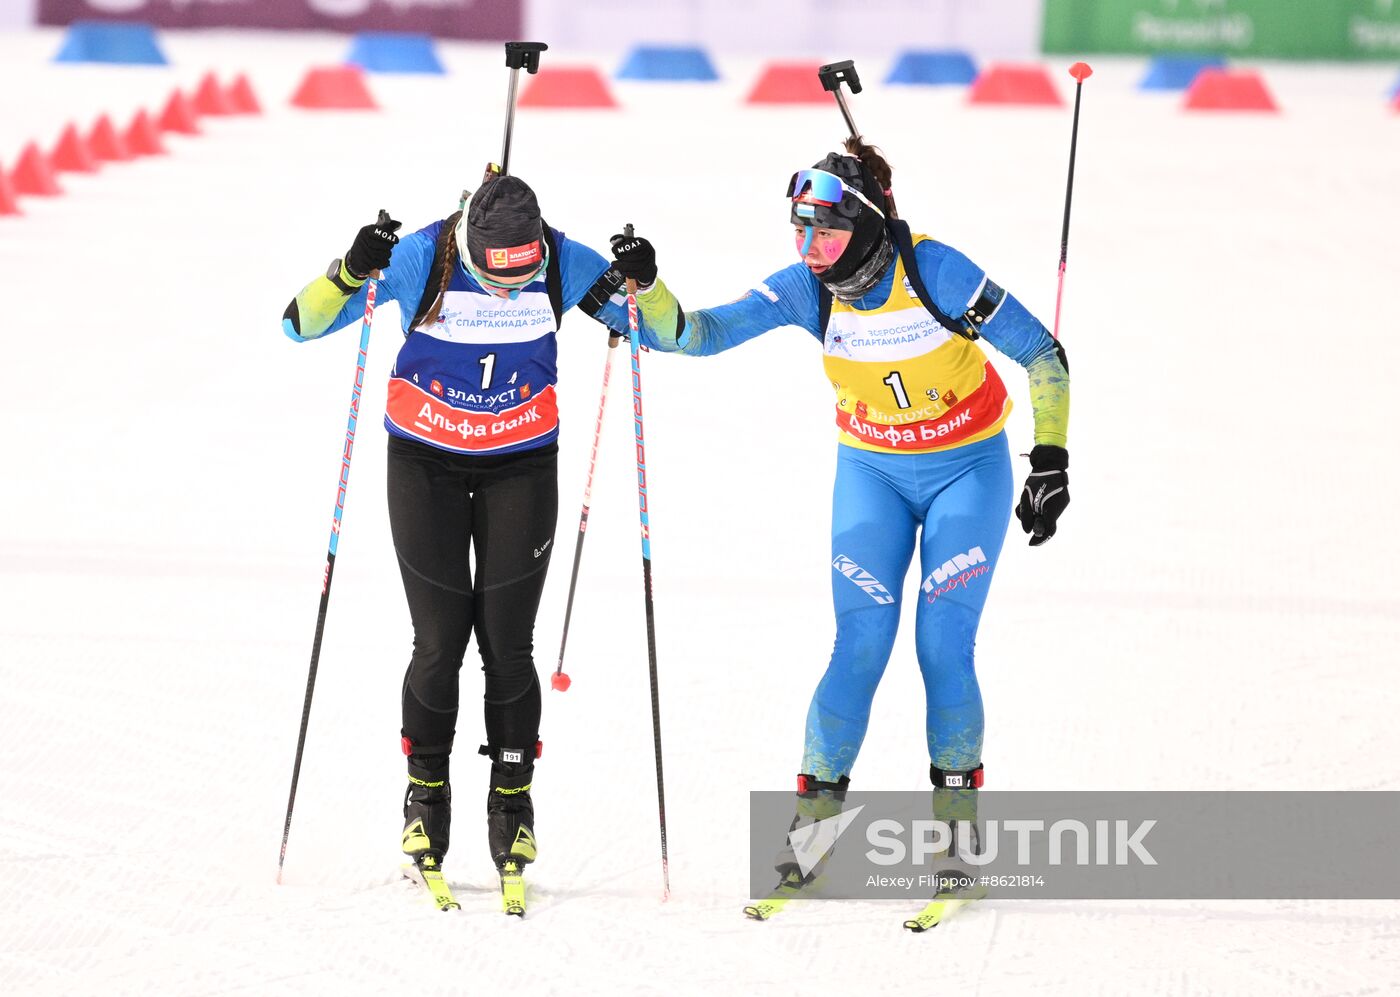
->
<box><xmin>903</xmin><ymin>881</ymin><xmax>987</xmax><ymax>932</ymax></box>
<box><xmin>743</xmin><ymin>872</ymin><xmax>810</xmax><ymax>921</ymax></box>
<box><xmin>499</xmin><ymin>861</ymin><xmax>527</xmax><ymax>917</ymax></box>
<box><xmin>403</xmin><ymin>859</ymin><xmax>461</xmax><ymax>912</ymax></box>
<box><xmin>903</xmin><ymin>896</ymin><xmax>977</xmax><ymax>931</ymax></box>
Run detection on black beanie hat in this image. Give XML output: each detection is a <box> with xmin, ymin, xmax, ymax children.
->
<box><xmin>461</xmin><ymin>175</ymin><xmax>546</xmax><ymax>278</ymax></box>
<box><xmin>790</xmin><ymin>153</ymin><xmax>888</xmax><ymax>286</ymax></box>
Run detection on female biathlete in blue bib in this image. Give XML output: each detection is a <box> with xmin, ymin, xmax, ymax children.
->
<box><xmin>610</xmin><ymin>138</ymin><xmax>1072</xmax><ymax>900</ymax></box>
<box><xmin>282</xmin><ymin>175</ymin><xmax>634</xmax><ymax>901</ymax></box>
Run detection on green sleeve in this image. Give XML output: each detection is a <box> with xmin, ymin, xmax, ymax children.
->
<box><xmin>1026</xmin><ymin>347</ymin><xmax>1070</xmax><ymax>448</ymax></box>
<box><xmin>632</xmin><ymin>278</ymin><xmax>689</xmax><ymax>352</ymax></box>
<box><xmin>282</xmin><ymin>258</ymin><xmax>366</xmax><ymax>341</ymax></box>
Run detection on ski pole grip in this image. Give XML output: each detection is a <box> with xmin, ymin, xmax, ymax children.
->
<box><xmin>818</xmin><ymin>60</ymin><xmax>862</xmax><ymax>95</ymax></box>
<box><xmin>505</xmin><ymin>41</ymin><xmax>548</xmax><ymax>73</ymax></box>
<box><xmin>369</xmin><ymin>208</ymin><xmax>393</xmax><ymax>279</ymax></box>
<box><xmin>622</xmin><ymin>223</ymin><xmax>637</xmax><ymax>296</ymax></box>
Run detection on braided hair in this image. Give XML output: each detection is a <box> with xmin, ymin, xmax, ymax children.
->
<box><xmin>844</xmin><ymin>136</ymin><xmax>898</xmax><ymax>219</ymax></box>
<box><xmin>414</xmin><ymin>210</ymin><xmax>463</xmax><ymax>330</ymax></box>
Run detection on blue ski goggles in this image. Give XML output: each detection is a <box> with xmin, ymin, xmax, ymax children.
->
<box><xmin>787</xmin><ymin>168</ymin><xmax>886</xmax><ymax>221</ymax></box>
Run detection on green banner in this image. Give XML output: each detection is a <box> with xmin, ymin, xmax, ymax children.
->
<box><xmin>1043</xmin><ymin>0</ymin><xmax>1400</xmax><ymax>60</ymax></box>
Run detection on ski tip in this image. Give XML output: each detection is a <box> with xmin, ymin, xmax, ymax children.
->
<box><xmin>1069</xmin><ymin>62</ymin><xmax>1093</xmax><ymax>82</ymax></box>
<box><xmin>744</xmin><ymin>900</ymin><xmax>787</xmax><ymax>921</ymax></box>
<box><xmin>404</xmin><ymin>862</ymin><xmax>462</xmax><ymax>911</ymax></box>
<box><xmin>904</xmin><ymin>894</ymin><xmax>980</xmax><ymax>931</ymax></box>
<box><xmin>501</xmin><ymin>888</ymin><xmax>527</xmax><ymax>917</ymax></box>
<box><xmin>500</xmin><ymin>865</ymin><xmax>527</xmax><ymax>916</ymax></box>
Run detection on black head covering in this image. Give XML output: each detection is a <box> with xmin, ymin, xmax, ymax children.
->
<box><xmin>463</xmin><ymin>175</ymin><xmax>546</xmax><ymax>278</ymax></box>
<box><xmin>790</xmin><ymin>153</ymin><xmax>888</xmax><ymax>285</ymax></box>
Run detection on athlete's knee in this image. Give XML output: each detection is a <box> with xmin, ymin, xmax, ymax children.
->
<box><xmin>482</xmin><ymin>658</ymin><xmax>540</xmax><ymax>706</ymax></box>
<box><xmin>915</xmin><ymin>598</ymin><xmax>980</xmax><ymax>671</ymax></box>
<box><xmin>832</xmin><ymin>606</ymin><xmax>899</xmax><ymax>668</ymax></box>
<box><xmin>918</xmin><ymin>647</ymin><xmax>980</xmax><ymax>705</ymax></box>
<box><xmin>477</xmin><ymin>626</ymin><xmax>535</xmax><ymax>677</ymax></box>
<box><xmin>411</xmin><ymin>622</ymin><xmax>472</xmax><ymax>669</ymax></box>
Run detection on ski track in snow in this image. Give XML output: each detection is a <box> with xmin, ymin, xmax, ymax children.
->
<box><xmin>2</xmin><ymin>28</ymin><xmax>1399</xmax><ymax>997</ymax></box>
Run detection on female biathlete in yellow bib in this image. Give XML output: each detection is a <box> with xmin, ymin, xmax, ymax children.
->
<box><xmin>608</xmin><ymin>139</ymin><xmax>1072</xmax><ymax>908</ymax></box>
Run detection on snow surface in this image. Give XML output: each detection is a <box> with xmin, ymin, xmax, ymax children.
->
<box><xmin>2</xmin><ymin>27</ymin><xmax>1399</xmax><ymax>997</ymax></box>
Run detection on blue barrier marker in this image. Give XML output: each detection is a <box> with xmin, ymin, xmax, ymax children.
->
<box><xmin>54</xmin><ymin>21</ymin><xmax>167</xmax><ymax>65</ymax></box>
<box><xmin>1139</xmin><ymin>54</ymin><xmax>1226</xmax><ymax>91</ymax></box>
<box><xmin>885</xmin><ymin>50</ymin><xmax>977</xmax><ymax>86</ymax></box>
<box><xmin>616</xmin><ymin>45</ymin><xmax>719</xmax><ymax>81</ymax></box>
<box><xmin>346</xmin><ymin>32</ymin><xmax>445</xmax><ymax>74</ymax></box>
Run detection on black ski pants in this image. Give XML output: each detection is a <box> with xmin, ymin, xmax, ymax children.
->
<box><xmin>387</xmin><ymin>435</ymin><xmax>557</xmax><ymax>764</ymax></box>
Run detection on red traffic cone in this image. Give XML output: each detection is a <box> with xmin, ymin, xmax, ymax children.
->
<box><xmin>968</xmin><ymin>64</ymin><xmax>1065</xmax><ymax>106</ymax></box>
<box><xmin>518</xmin><ymin>67</ymin><xmax>618</xmax><ymax>108</ymax></box>
<box><xmin>1183</xmin><ymin>69</ymin><xmax>1278</xmax><ymax>112</ymax></box>
<box><xmin>746</xmin><ymin>63</ymin><xmax>829</xmax><ymax>104</ymax></box>
<box><xmin>124</xmin><ymin>109</ymin><xmax>167</xmax><ymax>156</ymax></box>
<box><xmin>52</xmin><ymin>122</ymin><xmax>99</xmax><ymax>173</ymax></box>
<box><xmin>159</xmin><ymin>89</ymin><xmax>201</xmax><ymax>134</ymax></box>
<box><xmin>12</xmin><ymin>143</ymin><xmax>63</xmax><ymax>196</ymax></box>
<box><xmin>193</xmin><ymin>71</ymin><xmax>235</xmax><ymax>115</ymax></box>
<box><xmin>88</xmin><ymin>114</ymin><xmax>133</xmax><ymax>161</ymax></box>
<box><xmin>290</xmin><ymin>66</ymin><xmax>377</xmax><ymax>110</ymax></box>
<box><xmin>226</xmin><ymin>74</ymin><xmax>262</xmax><ymax>115</ymax></box>
<box><xmin>0</xmin><ymin>168</ymin><xmax>20</xmax><ymax>216</ymax></box>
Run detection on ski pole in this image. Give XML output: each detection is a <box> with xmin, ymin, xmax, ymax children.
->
<box><xmin>817</xmin><ymin>60</ymin><xmax>864</xmax><ymax>140</ymax></box>
<box><xmin>277</xmin><ymin>210</ymin><xmax>389</xmax><ymax>883</ymax></box>
<box><xmin>552</xmin><ymin>331</ymin><xmax>622</xmax><ymax>693</ymax></box>
<box><xmin>622</xmin><ymin>223</ymin><xmax>671</xmax><ymax>900</ymax></box>
<box><xmin>1052</xmin><ymin>62</ymin><xmax>1093</xmax><ymax>341</ymax></box>
<box><xmin>816</xmin><ymin>61</ymin><xmax>898</xmax><ymax>212</ymax></box>
<box><xmin>497</xmin><ymin>41</ymin><xmax>547</xmax><ymax>176</ymax></box>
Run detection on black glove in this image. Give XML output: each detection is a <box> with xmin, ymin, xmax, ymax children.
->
<box><xmin>1015</xmin><ymin>445</ymin><xmax>1070</xmax><ymax>547</ymax></box>
<box><xmin>345</xmin><ymin>210</ymin><xmax>401</xmax><ymax>279</ymax></box>
<box><xmin>610</xmin><ymin>232</ymin><xmax>657</xmax><ymax>287</ymax></box>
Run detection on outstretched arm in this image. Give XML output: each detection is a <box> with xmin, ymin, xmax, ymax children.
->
<box><xmin>627</xmin><ymin>260</ymin><xmax>824</xmax><ymax>356</ymax></box>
